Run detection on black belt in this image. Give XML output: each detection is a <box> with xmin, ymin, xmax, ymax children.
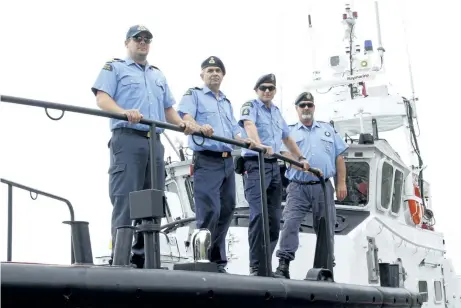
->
<box><xmin>195</xmin><ymin>150</ymin><xmax>232</xmax><ymax>159</ymax></box>
<box><xmin>112</xmin><ymin>127</ymin><xmax>160</xmax><ymax>139</ymax></box>
<box><xmin>243</xmin><ymin>156</ymin><xmax>278</xmax><ymax>163</ymax></box>
<box><xmin>291</xmin><ymin>178</ymin><xmax>329</xmax><ymax>185</ymax></box>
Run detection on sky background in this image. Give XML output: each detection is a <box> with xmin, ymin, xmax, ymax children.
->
<box><xmin>1</xmin><ymin>0</ymin><xmax>459</xmax><ymax>273</ymax></box>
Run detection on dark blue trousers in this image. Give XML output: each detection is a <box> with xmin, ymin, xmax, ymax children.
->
<box><xmin>108</xmin><ymin>128</ymin><xmax>165</xmax><ymax>258</ymax></box>
<box><xmin>193</xmin><ymin>151</ymin><xmax>236</xmax><ymax>265</ymax></box>
<box><xmin>244</xmin><ymin>158</ymin><xmax>282</xmax><ymax>268</ymax></box>
<box><xmin>276</xmin><ymin>180</ymin><xmax>336</xmax><ymax>261</ymax></box>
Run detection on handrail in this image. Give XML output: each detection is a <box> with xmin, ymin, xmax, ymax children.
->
<box><xmin>0</xmin><ymin>178</ymin><xmax>75</xmax><ymax>263</ymax></box>
<box><xmin>0</xmin><ymin>94</ymin><xmax>325</xmax><ymax>276</ymax></box>
<box><xmin>374</xmin><ymin>217</ymin><xmax>446</xmax><ymax>253</ymax></box>
<box><xmin>0</xmin><ymin>95</ymin><xmax>314</xmax><ymax>171</ymax></box>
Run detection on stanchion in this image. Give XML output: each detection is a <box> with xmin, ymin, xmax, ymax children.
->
<box><xmin>63</xmin><ymin>221</ymin><xmax>93</xmax><ymax>264</ymax></box>
<box><xmin>256</xmin><ymin>152</ymin><xmax>272</xmax><ymax>277</ymax></box>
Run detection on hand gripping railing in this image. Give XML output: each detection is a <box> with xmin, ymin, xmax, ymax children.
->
<box><xmin>0</xmin><ymin>178</ymin><xmax>79</xmax><ymax>264</ymax></box>
<box><xmin>0</xmin><ymin>94</ymin><xmax>332</xmax><ymax>279</ymax></box>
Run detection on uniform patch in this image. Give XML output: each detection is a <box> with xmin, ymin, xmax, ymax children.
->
<box><xmin>241</xmin><ymin>108</ymin><xmax>250</xmax><ymax>116</ymax></box>
<box><xmin>242</xmin><ymin>101</ymin><xmax>253</xmax><ymax>108</ymax></box>
<box><xmin>183</xmin><ymin>89</ymin><xmax>193</xmax><ymax>96</ymax></box>
<box><xmin>325</xmin><ymin>131</ymin><xmax>331</xmax><ymax>137</ymax></box>
<box><xmin>103</xmin><ymin>63</ymin><xmax>113</xmax><ymax>71</ymax></box>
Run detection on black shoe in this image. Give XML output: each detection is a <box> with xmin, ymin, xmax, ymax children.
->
<box><xmin>217</xmin><ymin>264</ymin><xmax>228</xmax><ymax>273</ymax></box>
<box><xmin>250</xmin><ymin>266</ymin><xmax>278</xmax><ymax>277</ymax></box>
<box><xmin>130</xmin><ymin>254</ymin><xmax>145</xmax><ymax>268</ymax></box>
<box><xmin>274</xmin><ymin>259</ymin><xmax>290</xmax><ymax>279</ymax></box>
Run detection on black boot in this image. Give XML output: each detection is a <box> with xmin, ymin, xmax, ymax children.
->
<box><xmin>249</xmin><ymin>265</ymin><xmax>259</xmax><ymax>276</ymax></box>
<box><xmin>274</xmin><ymin>258</ymin><xmax>290</xmax><ymax>279</ymax></box>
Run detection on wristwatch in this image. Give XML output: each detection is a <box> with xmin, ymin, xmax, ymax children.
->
<box><xmin>298</xmin><ymin>156</ymin><xmax>306</xmax><ymax>162</ymax></box>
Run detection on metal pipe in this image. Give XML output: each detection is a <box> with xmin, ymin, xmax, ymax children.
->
<box><xmin>0</xmin><ymin>95</ymin><xmax>264</xmax><ymax>153</ymax></box>
<box><xmin>63</xmin><ymin>221</ymin><xmax>93</xmax><ymax>264</ymax></box>
<box><xmin>1</xmin><ymin>178</ymin><xmax>76</xmax><ymax>264</ymax></box>
<box><xmin>7</xmin><ymin>184</ymin><xmax>12</xmax><ymax>262</ymax></box>
<box><xmin>257</xmin><ymin>152</ymin><xmax>272</xmax><ymax>277</ymax></box>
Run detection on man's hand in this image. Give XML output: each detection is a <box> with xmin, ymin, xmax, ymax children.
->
<box><xmin>243</xmin><ymin>138</ymin><xmax>257</xmax><ymax>149</ymax></box>
<box><xmin>179</xmin><ymin>120</ymin><xmax>196</xmax><ymax>135</ymax></box>
<box><xmin>199</xmin><ymin>124</ymin><xmax>214</xmax><ymax>137</ymax></box>
<box><xmin>122</xmin><ymin>109</ymin><xmax>143</xmax><ymax>123</ymax></box>
<box><xmin>260</xmin><ymin>144</ymin><xmax>274</xmax><ymax>156</ymax></box>
<box><xmin>336</xmin><ymin>182</ymin><xmax>347</xmax><ymax>201</ymax></box>
<box><xmin>308</xmin><ymin>167</ymin><xmax>323</xmax><ymax>177</ymax></box>
<box><xmin>291</xmin><ymin>159</ymin><xmax>309</xmax><ymax>171</ymax></box>
<box><xmin>300</xmin><ymin>159</ymin><xmax>311</xmax><ymax>172</ymax></box>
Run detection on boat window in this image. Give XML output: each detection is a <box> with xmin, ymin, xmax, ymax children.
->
<box><xmin>184</xmin><ymin>176</ymin><xmax>195</xmax><ymax>212</ymax></box>
<box><xmin>391</xmin><ymin>169</ymin><xmax>404</xmax><ymax>214</ymax></box>
<box><xmin>434</xmin><ymin>280</ymin><xmax>443</xmax><ymax>303</ymax></box>
<box><xmin>165</xmin><ymin>177</ymin><xmax>195</xmax><ymax>214</ymax></box>
<box><xmin>380</xmin><ymin>162</ymin><xmax>394</xmax><ymax>209</ymax></box>
<box><xmin>335</xmin><ymin>161</ymin><xmax>370</xmax><ymax>206</ymax></box>
<box><xmin>418</xmin><ymin>280</ymin><xmax>428</xmax><ymax>302</ymax></box>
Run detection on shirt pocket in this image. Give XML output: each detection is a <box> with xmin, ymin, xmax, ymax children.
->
<box><xmin>196</xmin><ymin>101</ymin><xmax>218</xmax><ymax>124</ymax></box>
<box><xmin>154</xmin><ymin>78</ymin><xmax>166</xmax><ymax>101</ymax></box>
<box><xmin>120</xmin><ymin>76</ymin><xmax>142</xmax><ymax>99</ymax></box>
<box><xmin>320</xmin><ymin>136</ymin><xmax>334</xmax><ymax>154</ymax></box>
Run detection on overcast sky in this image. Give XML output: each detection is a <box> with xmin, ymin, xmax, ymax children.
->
<box><xmin>1</xmin><ymin>0</ymin><xmax>459</xmax><ymax>274</ymax></box>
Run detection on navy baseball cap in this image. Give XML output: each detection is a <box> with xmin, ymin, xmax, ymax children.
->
<box><xmin>126</xmin><ymin>25</ymin><xmax>153</xmax><ymax>40</ymax></box>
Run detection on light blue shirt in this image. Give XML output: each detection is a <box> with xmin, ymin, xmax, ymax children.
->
<box><xmin>177</xmin><ymin>86</ymin><xmax>241</xmax><ymax>152</ymax></box>
<box><xmin>91</xmin><ymin>57</ymin><xmax>175</xmax><ymax>133</ymax></box>
<box><xmin>238</xmin><ymin>99</ymin><xmax>290</xmax><ymax>157</ymax></box>
<box><xmin>282</xmin><ymin>120</ymin><xmax>348</xmax><ymax>182</ymax></box>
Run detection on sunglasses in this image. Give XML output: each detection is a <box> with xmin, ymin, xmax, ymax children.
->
<box><xmin>298</xmin><ymin>102</ymin><xmax>314</xmax><ymax>108</ymax></box>
<box><xmin>132</xmin><ymin>36</ymin><xmax>152</xmax><ymax>44</ymax></box>
<box><xmin>258</xmin><ymin>85</ymin><xmax>275</xmax><ymax>92</ymax></box>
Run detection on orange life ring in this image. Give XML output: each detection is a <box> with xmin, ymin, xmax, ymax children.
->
<box><xmin>407</xmin><ymin>184</ymin><xmax>424</xmax><ymax>225</ymax></box>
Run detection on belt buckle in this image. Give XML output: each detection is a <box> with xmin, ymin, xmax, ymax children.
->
<box><xmin>147</xmin><ymin>131</ymin><xmax>151</xmax><ymax>138</ymax></box>
<box><xmin>222</xmin><ymin>152</ymin><xmax>228</xmax><ymax>158</ymax></box>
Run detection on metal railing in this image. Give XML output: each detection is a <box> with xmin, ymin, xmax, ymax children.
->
<box><xmin>0</xmin><ymin>178</ymin><xmax>75</xmax><ymax>263</ymax></box>
<box><xmin>0</xmin><ymin>94</ymin><xmax>330</xmax><ymax>277</ymax></box>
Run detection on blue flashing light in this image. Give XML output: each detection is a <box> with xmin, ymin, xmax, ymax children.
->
<box><xmin>364</xmin><ymin>40</ymin><xmax>373</xmax><ymax>51</ymax></box>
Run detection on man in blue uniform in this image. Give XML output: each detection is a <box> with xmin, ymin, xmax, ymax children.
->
<box><xmin>91</xmin><ymin>25</ymin><xmax>197</xmax><ymax>268</ymax></box>
<box><xmin>239</xmin><ymin>73</ymin><xmax>310</xmax><ymax>276</ymax></box>
<box><xmin>177</xmin><ymin>56</ymin><xmax>257</xmax><ymax>273</ymax></box>
<box><xmin>274</xmin><ymin>91</ymin><xmax>348</xmax><ymax>279</ymax></box>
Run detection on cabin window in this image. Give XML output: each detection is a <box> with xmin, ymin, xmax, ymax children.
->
<box><xmin>380</xmin><ymin>162</ymin><xmax>394</xmax><ymax>209</ymax></box>
<box><xmin>391</xmin><ymin>169</ymin><xmax>404</xmax><ymax>214</ymax></box>
<box><xmin>434</xmin><ymin>280</ymin><xmax>443</xmax><ymax>303</ymax></box>
<box><xmin>335</xmin><ymin>161</ymin><xmax>370</xmax><ymax>206</ymax></box>
<box><xmin>184</xmin><ymin>176</ymin><xmax>195</xmax><ymax>212</ymax></box>
<box><xmin>165</xmin><ymin>177</ymin><xmax>196</xmax><ymax>213</ymax></box>
<box><xmin>418</xmin><ymin>280</ymin><xmax>428</xmax><ymax>302</ymax></box>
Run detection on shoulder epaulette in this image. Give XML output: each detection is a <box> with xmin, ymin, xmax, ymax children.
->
<box><xmin>241</xmin><ymin>100</ymin><xmax>254</xmax><ymax>108</ymax></box>
<box><xmin>317</xmin><ymin>120</ymin><xmax>337</xmax><ymax>133</ymax></box>
<box><xmin>183</xmin><ymin>87</ymin><xmax>202</xmax><ymax>96</ymax></box>
<box><xmin>103</xmin><ymin>58</ymin><xmax>123</xmax><ymax>71</ymax></box>
<box><xmin>149</xmin><ymin>65</ymin><xmax>160</xmax><ymax>71</ymax></box>
<box><xmin>106</xmin><ymin>58</ymin><xmax>123</xmax><ymax>63</ymax></box>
